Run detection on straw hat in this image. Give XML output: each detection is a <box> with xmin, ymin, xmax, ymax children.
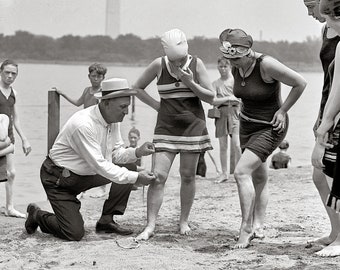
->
<box><xmin>94</xmin><ymin>78</ymin><xmax>137</xmax><ymax>100</ymax></box>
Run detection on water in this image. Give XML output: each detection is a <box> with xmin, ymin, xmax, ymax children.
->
<box><xmin>1</xmin><ymin>63</ymin><xmax>322</xmax><ymax>205</ymax></box>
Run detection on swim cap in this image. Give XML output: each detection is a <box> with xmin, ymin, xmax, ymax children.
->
<box><xmin>161</xmin><ymin>29</ymin><xmax>188</xmax><ymax>60</ymax></box>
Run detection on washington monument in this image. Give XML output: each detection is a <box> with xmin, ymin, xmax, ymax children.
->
<box><xmin>105</xmin><ymin>0</ymin><xmax>120</xmax><ymax>39</ymax></box>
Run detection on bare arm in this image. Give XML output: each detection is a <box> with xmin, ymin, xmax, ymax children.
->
<box><xmin>316</xmin><ymin>43</ymin><xmax>340</xmax><ymax>145</ymax></box>
<box><xmin>12</xmin><ymin>104</ymin><xmax>31</xmax><ymax>156</ymax></box>
<box><xmin>133</xmin><ymin>59</ymin><xmax>161</xmax><ymax>111</ymax></box>
<box><xmin>0</xmin><ymin>114</ymin><xmax>9</xmax><ymax>141</ymax></box>
<box><xmin>53</xmin><ymin>87</ymin><xmax>85</xmax><ymax>107</ymax></box>
<box><xmin>261</xmin><ymin>56</ymin><xmax>307</xmax><ymax>131</ymax></box>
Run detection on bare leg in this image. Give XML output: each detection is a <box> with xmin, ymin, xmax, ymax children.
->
<box><xmin>136</xmin><ymin>152</ymin><xmax>175</xmax><ymax>241</ymax></box>
<box><xmin>5</xmin><ymin>153</ymin><xmax>25</xmax><ymax>218</ymax></box>
<box><xmin>179</xmin><ymin>152</ymin><xmax>200</xmax><ymax>235</ymax></box>
<box><xmin>233</xmin><ymin>150</ymin><xmax>262</xmax><ymax>248</ymax></box>
<box><xmin>310</xmin><ymin>169</ymin><xmax>340</xmax><ymax>245</ymax></box>
<box><xmin>230</xmin><ymin>133</ymin><xmax>242</xmax><ymax>166</ymax></box>
<box><xmin>252</xmin><ymin>163</ymin><xmax>269</xmax><ymax>239</ymax></box>
<box><xmin>215</xmin><ymin>136</ymin><xmax>229</xmax><ymax>183</ymax></box>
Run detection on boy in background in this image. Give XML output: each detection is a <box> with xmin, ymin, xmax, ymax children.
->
<box><xmin>55</xmin><ymin>63</ymin><xmax>107</xmax><ymax>108</ymax></box>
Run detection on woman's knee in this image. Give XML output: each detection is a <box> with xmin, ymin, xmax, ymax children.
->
<box><xmin>180</xmin><ymin>171</ymin><xmax>195</xmax><ymax>184</ymax></box>
<box><xmin>154</xmin><ymin>170</ymin><xmax>168</xmax><ymax>184</ymax></box>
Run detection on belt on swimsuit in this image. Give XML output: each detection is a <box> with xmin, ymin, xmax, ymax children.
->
<box><xmin>240</xmin><ymin>112</ymin><xmax>272</xmax><ymax>125</ymax></box>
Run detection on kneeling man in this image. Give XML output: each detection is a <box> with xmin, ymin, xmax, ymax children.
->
<box><xmin>25</xmin><ymin>78</ymin><xmax>156</xmax><ymax>241</ymax></box>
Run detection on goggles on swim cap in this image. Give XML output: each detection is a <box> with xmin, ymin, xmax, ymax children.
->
<box><xmin>219</xmin><ymin>41</ymin><xmax>250</xmax><ymax>59</ymax></box>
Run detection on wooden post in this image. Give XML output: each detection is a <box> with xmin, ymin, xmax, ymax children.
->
<box><xmin>130</xmin><ymin>95</ymin><xmax>135</xmax><ymax>121</ymax></box>
<box><xmin>47</xmin><ymin>90</ymin><xmax>60</xmax><ymax>153</ymax></box>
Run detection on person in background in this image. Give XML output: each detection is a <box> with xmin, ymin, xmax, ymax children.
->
<box><xmin>304</xmin><ymin>0</ymin><xmax>340</xmax><ymax>249</ymax></box>
<box><xmin>0</xmin><ymin>114</ymin><xmax>14</xmax><ymax>182</ymax></box>
<box><xmin>196</xmin><ymin>150</ymin><xmax>221</xmax><ymax>179</ymax></box>
<box><xmin>133</xmin><ymin>28</ymin><xmax>214</xmax><ymax>240</ymax></box>
<box><xmin>55</xmin><ymin>63</ymin><xmax>107</xmax><ymax>108</ymax></box>
<box><xmin>127</xmin><ymin>127</ymin><xmax>145</xmax><ymax>172</ymax></box>
<box><xmin>312</xmin><ymin>0</ymin><xmax>340</xmax><ymax>257</ymax></box>
<box><xmin>219</xmin><ymin>28</ymin><xmax>306</xmax><ymax>248</ymax></box>
<box><xmin>24</xmin><ymin>78</ymin><xmax>156</xmax><ymax>241</ymax></box>
<box><xmin>123</xmin><ymin>127</ymin><xmax>145</xmax><ymax>190</ymax></box>
<box><xmin>270</xmin><ymin>140</ymin><xmax>291</xmax><ymax>169</ymax></box>
<box><xmin>211</xmin><ymin>57</ymin><xmax>242</xmax><ymax>183</ymax></box>
<box><xmin>55</xmin><ymin>63</ymin><xmax>108</xmax><ymax>198</ymax></box>
<box><xmin>0</xmin><ymin>59</ymin><xmax>31</xmax><ymax>218</ymax></box>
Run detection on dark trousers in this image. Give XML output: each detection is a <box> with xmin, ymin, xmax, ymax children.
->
<box><xmin>36</xmin><ymin>157</ymin><xmax>132</xmax><ymax>241</ymax></box>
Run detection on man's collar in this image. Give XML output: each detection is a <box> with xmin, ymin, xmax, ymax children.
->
<box><xmin>94</xmin><ymin>105</ymin><xmax>110</xmax><ymax>127</ymax></box>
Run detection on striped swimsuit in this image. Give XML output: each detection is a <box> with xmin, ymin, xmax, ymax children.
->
<box><xmin>153</xmin><ymin>56</ymin><xmax>212</xmax><ymax>153</ymax></box>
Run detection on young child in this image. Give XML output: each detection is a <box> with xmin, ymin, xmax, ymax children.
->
<box><xmin>55</xmin><ymin>63</ymin><xmax>108</xmax><ymax>198</ymax></box>
<box><xmin>127</xmin><ymin>127</ymin><xmax>144</xmax><ymax>172</ymax></box>
<box><xmin>114</xmin><ymin>127</ymin><xmax>145</xmax><ymax>190</ymax></box>
<box><xmin>0</xmin><ymin>59</ymin><xmax>31</xmax><ymax>218</ymax></box>
<box><xmin>211</xmin><ymin>57</ymin><xmax>242</xmax><ymax>183</ymax></box>
<box><xmin>55</xmin><ymin>62</ymin><xmax>107</xmax><ymax>108</ymax></box>
<box><xmin>270</xmin><ymin>140</ymin><xmax>291</xmax><ymax>169</ymax></box>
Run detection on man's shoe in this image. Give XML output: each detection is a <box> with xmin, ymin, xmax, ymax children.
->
<box><xmin>95</xmin><ymin>221</ymin><xmax>133</xmax><ymax>235</ymax></box>
<box><xmin>25</xmin><ymin>203</ymin><xmax>40</xmax><ymax>234</ymax></box>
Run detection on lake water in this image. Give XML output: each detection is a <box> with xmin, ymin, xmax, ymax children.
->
<box><xmin>0</xmin><ymin>63</ymin><xmax>323</xmax><ymax>205</ymax></box>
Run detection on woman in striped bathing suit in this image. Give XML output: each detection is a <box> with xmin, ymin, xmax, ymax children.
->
<box><xmin>133</xmin><ymin>29</ymin><xmax>214</xmax><ymax>240</ymax></box>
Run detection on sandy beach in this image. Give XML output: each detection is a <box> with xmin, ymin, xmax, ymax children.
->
<box><xmin>0</xmin><ymin>165</ymin><xmax>340</xmax><ymax>269</ymax></box>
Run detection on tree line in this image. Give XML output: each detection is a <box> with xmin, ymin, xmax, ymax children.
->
<box><xmin>0</xmin><ymin>31</ymin><xmax>322</xmax><ymax>70</ymax></box>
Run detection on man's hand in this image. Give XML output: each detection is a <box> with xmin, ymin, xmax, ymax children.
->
<box><xmin>22</xmin><ymin>139</ymin><xmax>31</xmax><ymax>156</ymax></box>
<box><xmin>135</xmin><ymin>170</ymin><xmax>156</xmax><ymax>186</ymax></box>
<box><xmin>135</xmin><ymin>142</ymin><xmax>155</xmax><ymax>157</ymax></box>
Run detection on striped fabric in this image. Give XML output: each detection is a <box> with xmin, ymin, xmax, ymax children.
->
<box><xmin>153</xmin><ymin>55</ymin><xmax>212</xmax><ymax>153</ymax></box>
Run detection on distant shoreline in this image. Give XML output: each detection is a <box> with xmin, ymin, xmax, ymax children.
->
<box><xmin>17</xmin><ymin>59</ymin><xmax>323</xmax><ymax>72</ymax></box>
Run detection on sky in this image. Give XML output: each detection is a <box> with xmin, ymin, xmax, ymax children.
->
<box><xmin>0</xmin><ymin>0</ymin><xmax>323</xmax><ymax>42</ymax></box>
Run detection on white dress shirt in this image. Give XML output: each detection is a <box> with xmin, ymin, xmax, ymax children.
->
<box><xmin>49</xmin><ymin>105</ymin><xmax>138</xmax><ymax>184</ymax></box>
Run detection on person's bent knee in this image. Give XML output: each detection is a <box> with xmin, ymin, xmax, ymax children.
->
<box><xmin>233</xmin><ymin>168</ymin><xmax>247</xmax><ymax>183</ymax></box>
<box><xmin>64</xmin><ymin>228</ymin><xmax>85</xmax><ymax>241</ymax></box>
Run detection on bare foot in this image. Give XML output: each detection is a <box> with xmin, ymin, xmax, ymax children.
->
<box><xmin>253</xmin><ymin>228</ymin><xmax>265</xmax><ymax>240</ymax></box>
<box><xmin>316</xmin><ymin>244</ymin><xmax>340</xmax><ymax>257</ymax></box>
<box><xmin>234</xmin><ymin>231</ymin><xmax>254</xmax><ymax>249</ymax></box>
<box><xmin>135</xmin><ymin>227</ymin><xmax>155</xmax><ymax>241</ymax></box>
<box><xmin>179</xmin><ymin>222</ymin><xmax>191</xmax><ymax>235</ymax></box>
<box><xmin>5</xmin><ymin>208</ymin><xmax>26</xmax><ymax>218</ymax></box>
<box><xmin>214</xmin><ymin>173</ymin><xmax>229</xmax><ymax>184</ymax></box>
<box><xmin>308</xmin><ymin>235</ymin><xmax>336</xmax><ymax>246</ymax></box>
